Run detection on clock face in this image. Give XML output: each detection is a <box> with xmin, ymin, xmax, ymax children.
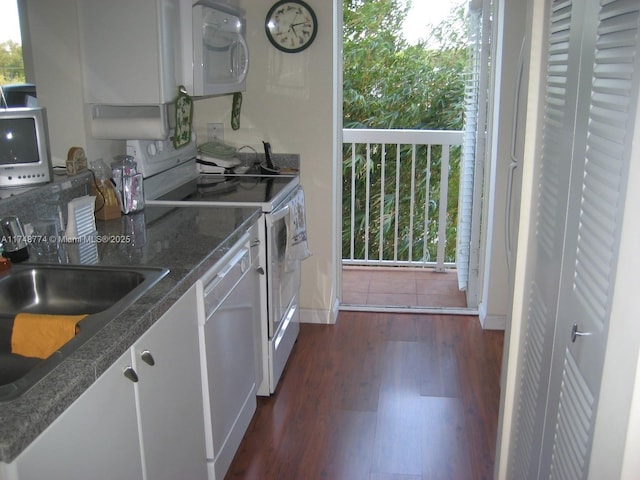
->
<box><xmin>265</xmin><ymin>0</ymin><xmax>318</xmax><ymax>53</ymax></box>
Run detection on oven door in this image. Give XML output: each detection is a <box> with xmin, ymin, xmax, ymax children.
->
<box><xmin>266</xmin><ymin>200</ymin><xmax>301</xmax><ymax>338</ymax></box>
<box><xmin>265</xmin><ymin>198</ymin><xmax>301</xmax><ymax>393</ymax></box>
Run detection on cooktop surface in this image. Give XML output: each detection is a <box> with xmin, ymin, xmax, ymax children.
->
<box><xmin>147</xmin><ymin>174</ymin><xmax>299</xmax><ymax>211</ymax></box>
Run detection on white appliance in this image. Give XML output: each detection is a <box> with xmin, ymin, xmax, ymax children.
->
<box><xmin>78</xmin><ymin>0</ymin><xmax>248</xmax><ymax>140</ymax></box>
<box><xmin>196</xmin><ymin>232</ymin><xmax>260</xmax><ymax>479</ymax></box>
<box><xmin>186</xmin><ymin>1</ymin><xmax>249</xmax><ymax>96</ymax></box>
<box><xmin>128</xmin><ymin>136</ymin><xmax>302</xmax><ymax>396</ymax></box>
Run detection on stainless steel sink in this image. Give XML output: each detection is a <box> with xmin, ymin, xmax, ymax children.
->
<box><xmin>0</xmin><ymin>264</ymin><xmax>169</xmax><ymax>402</ymax></box>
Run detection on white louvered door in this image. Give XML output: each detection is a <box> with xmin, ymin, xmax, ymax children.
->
<box><xmin>543</xmin><ymin>1</ymin><xmax>640</xmax><ymax>477</ymax></box>
<box><xmin>509</xmin><ymin>0</ymin><xmax>584</xmax><ymax>477</ymax></box>
<box><xmin>509</xmin><ymin>0</ymin><xmax>640</xmax><ymax>478</ymax></box>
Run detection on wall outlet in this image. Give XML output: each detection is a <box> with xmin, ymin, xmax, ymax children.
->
<box><xmin>207</xmin><ymin>123</ymin><xmax>224</xmax><ymax>143</ymax></box>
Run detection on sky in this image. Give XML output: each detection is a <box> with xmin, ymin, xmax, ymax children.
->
<box><xmin>403</xmin><ymin>0</ymin><xmax>455</xmax><ymax>44</ymax></box>
<box><xmin>0</xmin><ymin>0</ymin><xmax>455</xmax><ymax>45</ymax></box>
<box><xmin>1</xmin><ymin>0</ymin><xmax>21</xmax><ymax>43</ymax></box>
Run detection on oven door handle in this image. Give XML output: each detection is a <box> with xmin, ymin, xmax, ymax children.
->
<box><xmin>269</xmin><ymin>204</ymin><xmax>290</xmax><ymax>224</ymax></box>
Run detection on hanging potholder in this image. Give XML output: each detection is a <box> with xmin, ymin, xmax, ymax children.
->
<box><xmin>173</xmin><ymin>85</ymin><xmax>193</xmax><ymax>149</ymax></box>
<box><xmin>231</xmin><ymin>92</ymin><xmax>242</xmax><ymax>130</ymax></box>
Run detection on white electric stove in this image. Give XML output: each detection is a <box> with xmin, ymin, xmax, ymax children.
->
<box><xmin>127</xmin><ymin>135</ymin><xmax>302</xmax><ymax>396</ymax></box>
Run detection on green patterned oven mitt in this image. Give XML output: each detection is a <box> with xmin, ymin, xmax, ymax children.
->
<box><xmin>173</xmin><ymin>85</ymin><xmax>193</xmax><ymax>149</ymax></box>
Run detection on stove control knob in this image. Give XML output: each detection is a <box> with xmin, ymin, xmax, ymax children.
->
<box><xmin>155</xmin><ymin>140</ymin><xmax>165</xmax><ymax>152</ymax></box>
<box><xmin>147</xmin><ymin>143</ymin><xmax>157</xmax><ymax>156</ymax></box>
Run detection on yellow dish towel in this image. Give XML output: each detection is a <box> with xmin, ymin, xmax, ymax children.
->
<box><xmin>11</xmin><ymin>313</ymin><xmax>86</xmax><ymax>359</ymax></box>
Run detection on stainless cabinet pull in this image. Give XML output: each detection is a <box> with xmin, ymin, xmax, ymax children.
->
<box><xmin>571</xmin><ymin>323</ymin><xmax>592</xmax><ymax>343</ymax></box>
<box><xmin>250</xmin><ymin>239</ymin><xmax>260</xmax><ymax>247</ymax></box>
<box><xmin>141</xmin><ymin>350</ymin><xmax>155</xmax><ymax>366</ymax></box>
<box><xmin>256</xmin><ymin>266</ymin><xmax>265</xmax><ymax>275</ymax></box>
<box><xmin>123</xmin><ymin>367</ymin><xmax>139</xmax><ymax>383</ymax></box>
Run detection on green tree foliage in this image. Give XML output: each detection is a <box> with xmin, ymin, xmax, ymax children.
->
<box><xmin>343</xmin><ymin>0</ymin><xmax>467</xmax><ymax>264</ymax></box>
<box><xmin>0</xmin><ymin>41</ymin><xmax>25</xmax><ymax>85</ymax></box>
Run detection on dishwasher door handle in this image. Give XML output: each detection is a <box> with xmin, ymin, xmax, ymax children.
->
<box><xmin>203</xmin><ymin>247</ymin><xmax>249</xmax><ymax>297</ymax></box>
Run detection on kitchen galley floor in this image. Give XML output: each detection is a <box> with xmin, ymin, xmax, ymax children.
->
<box><xmin>226</xmin><ymin>312</ymin><xmax>504</xmax><ymax>479</ymax></box>
<box><xmin>342</xmin><ymin>267</ymin><xmax>468</xmax><ymax>309</ymax></box>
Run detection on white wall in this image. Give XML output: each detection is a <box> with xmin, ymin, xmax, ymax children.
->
<box><xmin>191</xmin><ymin>0</ymin><xmax>340</xmax><ymax>324</ymax></box>
<box><xmin>24</xmin><ymin>0</ymin><xmax>340</xmax><ymax>325</ymax></box>
<box><xmin>24</xmin><ymin>0</ymin><xmax>123</xmax><ymax>168</ymax></box>
<box><xmin>478</xmin><ymin>0</ymin><xmax>528</xmax><ymax>330</ymax></box>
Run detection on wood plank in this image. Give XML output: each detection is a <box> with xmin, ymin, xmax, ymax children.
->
<box><xmin>226</xmin><ymin>312</ymin><xmax>503</xmax><ymax>479</ymax></box>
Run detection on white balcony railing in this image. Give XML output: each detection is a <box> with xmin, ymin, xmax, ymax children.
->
<box><xmin>342</xmin><ymin>129</ymin><xmax>464</xmax><ymax>271</ymax></box>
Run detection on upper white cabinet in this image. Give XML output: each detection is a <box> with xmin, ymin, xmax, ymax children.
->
<box><xmin>78</xmin><ymin>0</ymin><xmax>248</xmax><ymax>110</ymax></box>
<box><xmin>78</xmin><ymin>0</ymin><xmax>184</xmax><ymax>105</ymax></box>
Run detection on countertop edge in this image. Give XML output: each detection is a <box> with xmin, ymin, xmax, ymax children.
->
<box><xmin>0</xmin><ymin>205</ymin><xmax>262</xmax><ymax>463</ymax></box>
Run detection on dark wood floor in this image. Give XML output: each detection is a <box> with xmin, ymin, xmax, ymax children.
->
<box><xmin>226</xmin><ymin>312</ymin><xmax>504</xmax><ymax>479</ymax></box>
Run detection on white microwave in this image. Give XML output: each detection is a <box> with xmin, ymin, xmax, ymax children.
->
<box><xmin>189</xmin><ymin>1</ymin><xmax>249</xmax><ymax>97</ymax></box>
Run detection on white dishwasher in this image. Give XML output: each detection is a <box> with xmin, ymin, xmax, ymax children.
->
<box><xmin>196</xmin><ymin>231</ymin><xmax>262</xmax><ymax>480</ymax></box>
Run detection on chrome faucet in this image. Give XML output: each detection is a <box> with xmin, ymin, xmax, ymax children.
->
<box><xmin>0</xmin><ymin>215</ymin><xmax>30</xmax><ymax>262</ymax></box>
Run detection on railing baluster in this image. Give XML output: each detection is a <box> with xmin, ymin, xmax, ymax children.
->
<box><xmin>350</xmin><ymin>142</ymin><xmax>357</xmax><ymax>261</ymax></box>
<box><xmin>379</xmin><ymin>143</ymin><xmax>386</xmax><ymax>262</ymax></box>
<box><xmin>394</xmin><ymin>143</ymin><xmax>401</xmax><ymax>262</ymax></box>
<box><xmin>424</xmin><ymin>144</ymin><xmax>432</xmax><ymax>263</ymax></box>
<box><xmin>408</xmin><ymin>144</ymin><xmax>417</xmax><ymax>262</ymax></box>
<box><xmin>436</xmin><ymin>145</ymin><xmax>450</xmax><ymax>272</ymax></box>
<box><xmin>364</xmin><ymin>143</ymin><xmax>373</xmax><ymax>262</ymax></box>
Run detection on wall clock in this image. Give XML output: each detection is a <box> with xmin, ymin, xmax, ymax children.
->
<box><xmin>265</xmin><ymin>0</ymin><xmax>318</xmax><ymax>53</ymax></box>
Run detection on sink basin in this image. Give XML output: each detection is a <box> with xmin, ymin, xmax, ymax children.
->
<box><xmin>0</xmin><ymin>263</ymin><xmax>169</xmax><ymax>402</ymax></box>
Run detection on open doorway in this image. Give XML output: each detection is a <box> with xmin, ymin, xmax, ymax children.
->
<box><xmin>340</xmin><ymin>0</ymin><xmax>486</xmax><ymax>313</ymax></box>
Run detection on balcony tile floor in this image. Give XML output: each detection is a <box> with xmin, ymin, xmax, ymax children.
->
<box><xmin>342</xmin><ymin>266</ymin><xmax>467</xmax><ymax>308</ymax></box>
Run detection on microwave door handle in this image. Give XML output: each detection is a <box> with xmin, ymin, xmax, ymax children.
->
<box><xmin>234</xmin><ymin>34</ymin><xmax>249</xmax><ymax>84</ymax></box>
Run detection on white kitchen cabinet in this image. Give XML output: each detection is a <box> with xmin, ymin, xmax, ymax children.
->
<box><xmin>9</xmin><ymin>350</ymin><xmax>143</xmax><ymax>480</ymax></box>
<box><xmin>133</xmin><ymin>286</ymin><xmax>208</xmax><ymax>480</ymax></box>
<box><xmin>78</xmin><ymin>0</ymin><xmax>184</xmax><ymax>105</ymax></box>
<box><xmin>6</xmin><ymin>286</ymin><xmax>207</xmax><ymax>480</ymax></box>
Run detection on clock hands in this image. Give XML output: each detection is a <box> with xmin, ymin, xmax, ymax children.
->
<box><xmin>289</xmin><ymin>18</ymin><xmax>311</xmax><ymax>38</ymax></box>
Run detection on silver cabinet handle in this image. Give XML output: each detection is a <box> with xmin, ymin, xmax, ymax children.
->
<box><xmin>256</xmin><ymin>266</ymin><xmax>265</xmax><ymax>275</ymax></box>
<box><xmin>250</xmin><ymin>239</ymin><xmax>260</xmax><ymax>247</ymax></box>
<box><xmin>123</xmin><ymin>366</ymin><xmax>139</xmax><ymax>383</ymax></box>
<box><xmin>140</xmin><ymin>350</ymin><xmax>155</xmax><ymax>366</ymax></box>
<box><xmin>571</xmin><ymin>323</ymin><xmax>592</xmax><ymax>343</ymax></box>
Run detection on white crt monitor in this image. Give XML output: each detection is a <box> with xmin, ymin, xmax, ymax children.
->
<box><xmin>0</xmin><ymin>107</ymin><xmax>52</xmax><ymax>188</ymax></box>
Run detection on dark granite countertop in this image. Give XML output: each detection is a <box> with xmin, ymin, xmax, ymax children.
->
<box><xmin>0</xmin><ymin>203</ymin><xmax>261</xmax><ymax>463</ymax></box>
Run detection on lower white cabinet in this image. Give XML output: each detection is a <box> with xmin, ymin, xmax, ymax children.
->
<box><xmin>5</xmin><ymin>286</ymin><xmax>207</xmax><ymax>480</ymax></box>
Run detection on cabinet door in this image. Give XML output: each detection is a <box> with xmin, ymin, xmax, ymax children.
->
<box><xmin>509</xmin><ymin>0</ymin><xmax>640</xmax><ymax>477</ymax></box>
<box><xmin>133</xmin><ymin>286</ymin><xmax>207</xmax><ymax>480</ymax></box>
<box><xmin>78</xmin><ymin>0</ymin><xmax>183</xmax><ymax>104</ymax></box>
<box><xmin>14</xmin><ymin>352</ymin><xmax>142</xmax><ymax>480</ymax></box>
<box><xmin>541</xmin><ymin>1</ymin><xmax>640</xmax><ymax>477</ymax></box>
<box><xmin>509</xmin><ymin>1</ymin><xmax>585</xmax><ymax>475</ymax></box>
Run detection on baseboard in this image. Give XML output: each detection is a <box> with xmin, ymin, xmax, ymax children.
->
<box><xmin>299</xmin><ymin>298</ymin><xmax>339</xmax><ymax>325</ymax></box>
<box><xmin>480</xmin><ymin>311</ymin><xmax>507</xmax><ymax>330</ymax></box>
